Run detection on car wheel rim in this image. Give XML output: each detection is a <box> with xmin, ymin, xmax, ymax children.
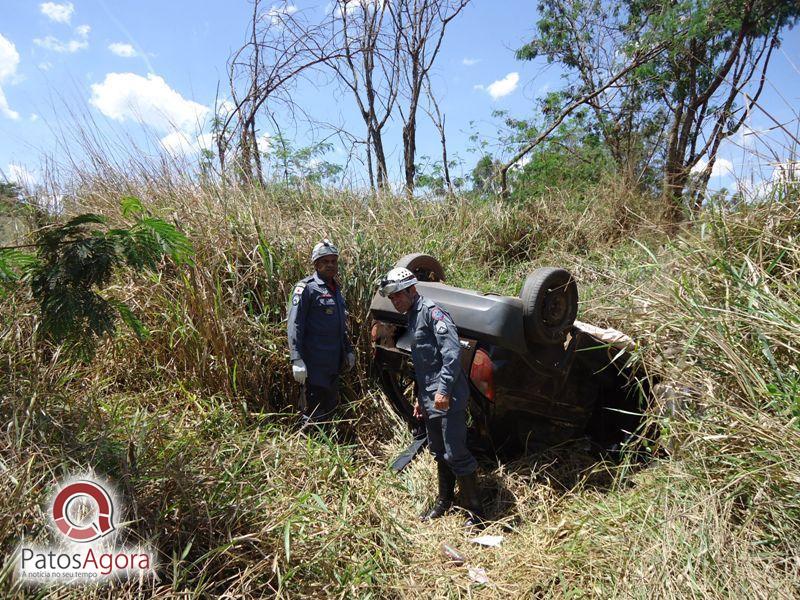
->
<box><xmin>542</xmin><ymin>289</ymin><xmax>568</xmax><ymax>326</ymax></box>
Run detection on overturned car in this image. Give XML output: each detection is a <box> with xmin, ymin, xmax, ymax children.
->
<box><xmin>369</xmin><ymin>254</ymin><xmax>651</xmax><ymax>468</ymax></box>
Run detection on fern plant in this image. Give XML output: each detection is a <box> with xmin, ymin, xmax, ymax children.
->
<box><xmin>0</xmin><ymin>196</ymin><xmax>192</xmax><ymax>360</ymax></box>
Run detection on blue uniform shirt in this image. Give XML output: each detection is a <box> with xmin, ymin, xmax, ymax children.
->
<box><xmin>407</xmin><ymin>294</ymin><xmax>469</xmax><ymax>418</ymax></box>
<box><xmin>287</xmin><ymin>272</ymin><xmax>353</xmax><ymax>388</ymax></box>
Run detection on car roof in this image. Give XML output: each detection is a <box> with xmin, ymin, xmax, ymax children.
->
<box><xmin>369</xmin><ymin>281</ymin><xmax>529</xmax><ymax>354</ymax></box>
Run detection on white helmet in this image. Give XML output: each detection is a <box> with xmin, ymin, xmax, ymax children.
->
<box><xmin>378</xmin><ymin>267</ymin><xmax>418</xmax><ymax>297</ymax></box>
<box><xmin>311</xmin><ymin>239</ymin><xmax>339</xmax><ymax>263</ymax></box>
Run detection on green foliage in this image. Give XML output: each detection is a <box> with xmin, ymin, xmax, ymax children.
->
<box><xmin>265</xmin><ymin>135</ymin><xmax>343</xmax><ymax>186</ymax></box>
<box><xmin>517</xmin><ymin>0</ymin><xmax>800</xmax><ymax>203</ymax></box>
<box><xmin>0</xmin><ymin>248</ymin><xmax>37</xmax><ymax>287</ymax></box>
<box><xmin>469</xmin><ymin>154</ymin><xmax>502</xmax><ymax>197</ymax></box>
<box><xmin>469</xmin><ymin>107</ymin><xmax>616</xmax><ymax>201</ymax></box>
<box><xmin>13</xmin><ymin>197</ymin><xmax>193</xmax><ymax>360</ymax></box>
<box><xmin>517</xmin><ymin>0</ymin><xmax>667</xmax><ymax>189</ymax></box>
<box><xmin>626</xmin><ymin>0</ymin><xmax>799</xmax><ymax>103</ymax></box>
<box><xmin>414</xmin><ymin>155</ymin><xmax>465</xmax><ymax>196</ymax></box>
<box><xmin>0</xmin><ymin>181</ymin><xmax>21</xmax><ymax>203</ymax></box>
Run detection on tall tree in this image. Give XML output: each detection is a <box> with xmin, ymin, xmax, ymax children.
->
<box><xmin>640</xmin><ymin>0</ymin><xmax>798</xmax><ymax>215</ymax></box>
<box><xmin>326</xmin><ymin>0</ymin><xmax>401</xmax><ymax>191</ymax></box>
<box><xmin>390</xmin><ymin>0</ymin><xmax>469</xmax><ymax>193</ymax></box>
<box><xmin>498</xmin><ymin>38</ymin><xmax>665</xmax><ymax>198</ymax></box>
<box><xmin>516</xmin><ymin>0</ymin><xmax>667</xmax><ymax>188</ymax></box>
<box><xmin>513</xmin><ymin>0</ymin><xmax>799</xmax><ymax>216</ymax></box>
<box><xmin>423</xmin><ymin>73</ymin><xmax>452</xmax><ymax>193</ymax></box>
<box><xmin>223</xmin><ymin>1</ymin><xmax>337</xmax><ymax>183</ymax></box>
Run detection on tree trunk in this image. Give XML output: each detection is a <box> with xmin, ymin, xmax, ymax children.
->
<box><xmin>250</xmin><ymin>117</ymin><xmax>264</xmax><ymax>186</ymax></box>
<box><xmin>440</xmin><ymin>123</ymin><xmax>451</xmax><ymax>193</ymax></box>
<box><xmin>402</xmin><ymin>114</ymin><xmax>416</xmax><ymax>194</ymax></box>
<box><xmin>372</xmin><ymin>127</ymin><xmax>389</xmax><ymax>190</ymax></box>
<box><xmin>366</xmin><ymin>130</ymin><xmax>375</xmax><ymax>192</ymax></box>
<box><xmin>663</xmin><ymin>97</ymin><xmax>687</xmax><ymax>221</ymax></box>
<box><xmin>239</xmin><ymin>124</ymin><xmax>252</xmax><ymax>184</ymax></box>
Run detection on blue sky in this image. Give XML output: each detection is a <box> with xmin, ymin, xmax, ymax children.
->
<box><xmin>0</xmin><ymin>1</ymin><xmax>798</xmax><ymax>193</ymax></box>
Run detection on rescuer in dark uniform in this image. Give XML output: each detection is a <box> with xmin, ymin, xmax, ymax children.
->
<box><xmin>378</xmin><ymin>267</ymin><xmax>484</xmax><ymax>528</ymax></box>
<box><xmin>287</xmin><ymin>240</ymin><xmax>354</xmax><ymax>428</ymax></box>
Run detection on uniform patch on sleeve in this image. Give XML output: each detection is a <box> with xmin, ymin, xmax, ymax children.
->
<box><xmin>291</xmin><ymin>283</ymin><xmax>306</xmax><ymax>306</ymax></box>
<box><xmin>435</xmin><ymin>320</ymin><xmax>448</xmax><ymax>334</ymax></box>
<box><xmin>431</xmin><ymin>307</ymin><xmax>446</xmax><ymax>321</ymax></box>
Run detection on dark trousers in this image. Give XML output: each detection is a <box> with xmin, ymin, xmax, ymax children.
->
<box><xmin>425</xmin><ymin>411</ymin><xmax>477</xmax><ymax>476</ymax></box>
<box><xmin>302</xmin><ymin>384</ymin><xmax>339</xmax><ymax>424</ymax></box>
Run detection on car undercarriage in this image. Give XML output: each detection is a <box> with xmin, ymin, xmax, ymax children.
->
<box><xmin>369</xmin><ymin>255</ymin><xmax>652</xmax><ymax>469</ymax></box>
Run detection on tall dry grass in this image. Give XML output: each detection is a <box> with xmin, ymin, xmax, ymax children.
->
<box><xmin>1</xmin><ymin>160</ymin><xmax>798</xmax><ymax>597</ymax></box>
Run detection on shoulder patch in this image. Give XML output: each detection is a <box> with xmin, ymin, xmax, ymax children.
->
<box><xmin>430</xmin><ymin>306</ymin><xmax>446</xmax><ymax>321</ymax></box>
<box><xmin>434</xmin><ymin>320</ymin><xmax>448</xmax><ymax>334</ymax></box>
<box><xmin>293</xmin><ymin>283</ymin><xmax>306</xmax><ymax>296</ymax></box>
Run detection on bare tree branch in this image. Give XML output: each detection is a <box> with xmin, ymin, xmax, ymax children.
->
<box><xmin>499</xmin><ymin>41</ymin><xmax>667</xmax><ymax>198</ymax></box>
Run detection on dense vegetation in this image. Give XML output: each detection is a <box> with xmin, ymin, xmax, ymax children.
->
<box><xmin>1</xmin><ymin>165</ymin><xmax>798</xmax><ymax>597</ymax></box>
<box><xmin>2</xmin><ymin>0</ymin><xmax>799</xmax><ymax>595</ymax></box>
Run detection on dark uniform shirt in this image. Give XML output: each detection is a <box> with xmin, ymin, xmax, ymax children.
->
<box><xmin>287</xmin><ymin>272</ymin><xmax>353</xmax><ymax>388</ymax></box>
<box><xmin>407</xmin><ymin>294</ymin><xmax>469</xmax><ymax>418</ymax></box>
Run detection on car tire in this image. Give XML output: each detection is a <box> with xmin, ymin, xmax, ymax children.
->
<box><xmin>520</xmin><ymin>267</ymin><xmax>578</xmax><ymax>345</ymax></box>
<box><xmin>395</xmin><ymin>253</ymin><xmax>446</xmax><ymax>282</ymax></box>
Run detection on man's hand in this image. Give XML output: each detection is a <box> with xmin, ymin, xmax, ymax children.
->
<box><xmin>345</xmin><ymin>352</ymin><xmax>356</xmax><ymax>371</ymax></box>
<box><xmin>434</xmin><ymin>393</ymin><xmax>450</xmax><ymax>411</ymax></box>
<box><xmin>413</xmin><ymin>400</ymin><xmax>423</xmax><ymax>420</ymax></box>
<box><xmin>292</xmin><ymin>360</ymin><xmax>307</xmax><ymax>384</ymax></box>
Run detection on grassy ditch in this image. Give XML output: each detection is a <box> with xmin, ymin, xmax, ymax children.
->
<box><xmin>1</xmin><ymin>174</ymin><xmax>798</xmax><ymax>598</ymax></box>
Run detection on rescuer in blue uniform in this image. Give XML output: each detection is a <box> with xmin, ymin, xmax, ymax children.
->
<box><xmin>287</xmin><ymin>240</ymin><xmax>355</xmax><ymax>428</ymax></box>
<box><xmin>378</xmin><ymin>267</ymin><xmax>484</xmax><ymax>528</ymax></box>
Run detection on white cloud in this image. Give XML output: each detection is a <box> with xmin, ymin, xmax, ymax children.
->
<box><xmin>0</xmin><ymin>34</ymin><xmax>20</xmax><ymax>120</ymax></box>
<box><xmin>266</xmin><ymin>4</ymin><xmax>299</xmax><ymax>25</ymax></box>
<box><xmin>733</xmin><ymin>162</ymin><xmax>800</xmax><ymax>201</ymax></box>
<box><xmin>462</xmin><ymin>58</ymin><xmax>479</xmax><ymax>66</ymax></box>
<box><xmin>256</xmin><ymin>132</ymin><xmax>271</xmax><ymax>154</ymax></box>
<box><xmin>736</xmin><ymin>123</ymin><xmax>776</xmax><ymax>150</ymax></box>
<box><xmin>38</xmin><ymin>61</ymin><xmax>53</xmax><ymax>71</ymax></box>
<box><xmin>0</xmin><ymin>89</ymin><xmax>19</xmax><ymax>120</ymax></box>
<box><xmin>159</xmin><ymin>131</ymin><xmax>198</xmax><ymax>155</ymax></box>
<box><xmin>90</xmin><ymin>72</ymin><xmax>209</xmax><ymax>133</ymax></box>
<box><xmin>0</xmin><ymin>35</ymin><xmax>20</xmax><ymax>81</ymax></box>
<box><xmin>215</xmin><ymin>98</ymin><xmax>236</xmax><ymax>117</ymax></box>
<box><xmin>160</xmin><ymin>131</ymin><xmax>218</xmax><ymax>157</ymax></box>
<box><xmin>30</xmin><ymin>113</ymin><xmax>39</xmax><ymax>122</ymax></box>
<box><xmin>40</xmin><ymin>2</ymin><xmax>74</xmax><ymax>24</ymax></box>
<box><xmin>7</xmin><ymin>164</ymin><xmax>37</xmax><ymax>187</ymax></box>
<box><xmin>34</xmin><ymin>24</ymin><xmax>90</xmax><ymax>53</ymax></box>
<box><xmin>485</xmin><ymin>72</ymin><xmax>519</xmax><ymax>100</ymax></box>
<box><xmin>691</xmin><ymin>157</ymin><xmax>734</xmax><ymax>178</ymax></box>
<box><xmin>332</xmin><ymin>0</ymin><xmax>385</xmax><ymax>16</ymax></box>
<box><xmin>771</xmin><ymin>161</ymin><xmax>800</xmax><ymax>185</ymax></box>
<box><xmin>108</xmin><ymin>42</ymin><xmax>137</xmax><ymax>58</ymax></box>
<box><xmin>472</xmin><ymin>84</ymin><xmax>484</xmax><ymax>91</ymax></box>
<box><xmin>196</xmin><ymin>132</ymin><xmax>215</xmax><ymax>151</ymax></box>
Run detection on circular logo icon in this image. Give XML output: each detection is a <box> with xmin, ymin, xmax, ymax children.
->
<box><xmin>52</xmin><ymin>480</ymin><xmax>115</xmax><ymax>542</ymax></box>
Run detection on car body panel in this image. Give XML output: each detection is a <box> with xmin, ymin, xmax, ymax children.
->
<box><xmin>369</xmin><ymin>280</ymin><xmax>649</xmax><ymax>462</ymax></box>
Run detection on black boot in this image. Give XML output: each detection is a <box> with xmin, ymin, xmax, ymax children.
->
<box><xmin>457</xmin><ymin>472</ymin><xmax>486</xmax><ymax>529</ymax></box>
<box><xmin>420</xmin><ymin>462</ymin><xmax>456</xmax><ymax>522</ymax></box>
